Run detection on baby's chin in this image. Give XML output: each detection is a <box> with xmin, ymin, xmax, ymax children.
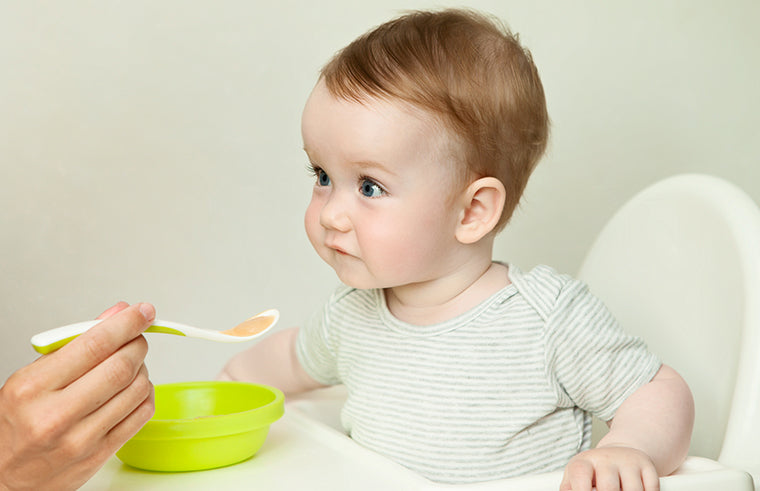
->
<box><xmin>330</xmin><ymin>265</ymin><xmax>387</xmax><ymax>291</ymax></box>
<box><xmin>314</xmin><ymin>246</ymin><xmax>394</xmax><ymax>290</ymax></box>
<box><xmin>333</xmin><ymin>270</ymin><xmax>375</xmax><ymax>290</ymax></box>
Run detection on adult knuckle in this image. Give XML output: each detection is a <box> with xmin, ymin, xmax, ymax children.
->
<box><xmin>3</xmin><ymin>372</ymin><xmax>40</xmax><ymax>404</ymax></box>
<box><xmin>59</xmin><ymin>431</ymin><xmax>89</xmax><ymax>460</ymax></box>
<box><xmin>29</xmin><ymin>411</ymin><xmax>67</xmax><ymax>446</ymax></box>
<box><xmin>83</xmin><ymin>308</ymin><xmax>148</xmax><ymax>360</ymax></box>
<box><xmin>138</xmin><ymin>396</ymin><xmax>156</xmax><ymax>423</ymax></box>
<box><xmin>26</xmin><ymin>422</ymin><xmax>49</xmax><ymax>446</ymax></box>
<box><xmin>119</xmin><ymin>336</ymin><xmax>149</xmax><ymax>366</ymax></box>
<box><xmin>82</xmin><ymin>331</ymin><xmax>112</xmax><ymax>363</ymax></box>
<box><xmin>104</xmin><ymin>354</ymin><xmax>138</xmax><ymax>387</ymax></box>
<box><xmin>131</xmin><ymin>371</ymin><xmax>153</xmax><ymax>400</ymax></box>
<box><xmin>133</xmin><ymin>335</ymin><xmax>149</xmax><ymax>358</ymax></box>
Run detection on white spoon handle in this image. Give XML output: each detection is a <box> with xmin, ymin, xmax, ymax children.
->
<box><xmin>32</xmin><ymin>319</ymin><xmax>201</xmax><ymax>354</ymax></box>
<box><xmin>30</xmin><ymin>320</ymin><xmax>100</xmax><ymax>354</ymax></box>
<box><xmin>31</xmin><ymin>309</ymin><xmax>279</xmax><ymax>354</ymax></box>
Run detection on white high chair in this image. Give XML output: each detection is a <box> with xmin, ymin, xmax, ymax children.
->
<box><xmin>276</xmin><ymin>174</ymin><xmax>759</xmax><ymax>490</ymax></box>
<box><xmin>578</xmin><ymin>173</ymin><xmax>760</xmax><ymax>489</ymax></box>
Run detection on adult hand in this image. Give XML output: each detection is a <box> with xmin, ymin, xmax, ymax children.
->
<box><xmin>0</xmin><ymin>302</ymin><xmax>156</xmax><ymax>491</ymax></box>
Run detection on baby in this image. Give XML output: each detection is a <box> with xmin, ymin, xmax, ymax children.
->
<box><xmin>220</xmin><ymin>9</ymin><xmax>694</xmax><ymax>490</ymax></box>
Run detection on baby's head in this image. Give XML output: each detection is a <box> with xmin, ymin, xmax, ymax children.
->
<box><xmin>320</xmin><ymin>8</ymin><xmax>549</xmax><ymax>231</ymax></box>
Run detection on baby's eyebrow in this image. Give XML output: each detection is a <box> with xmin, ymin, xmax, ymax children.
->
<box><xmin>351</xmin><ymin>159</ymin><xmax>398</xmax><ymax>177</ymax></box>
<box><xmin>302</xmin><ymin>145</ymin><xmax>397</xmax><ymax>177</ymax></box>
<box><xmin>302</xmin><ymin>146</ymin><xmax>322</xmax><ymax>167</ymax></box>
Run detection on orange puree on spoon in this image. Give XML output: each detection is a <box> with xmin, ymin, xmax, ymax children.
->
<box><xmin>221</xmin><ymin>315</ymin><xmax>277</xmax><ymax>337</ymax></box>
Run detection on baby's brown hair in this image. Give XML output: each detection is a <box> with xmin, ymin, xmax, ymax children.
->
<box><xmin>321</xmin><ymin>8</ymin><xmax>549</xmax><ymax>231</ymax></box>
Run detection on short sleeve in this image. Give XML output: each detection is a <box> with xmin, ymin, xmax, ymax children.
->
<box><xmin>295</xmin><ymin>289</ymin><xmax>344</xmax><ymax>386</ymax></box>
<box><xmin>544</xmin><ymin>279</ymin><xmax>661</xmax><ymax>422</ymax></box>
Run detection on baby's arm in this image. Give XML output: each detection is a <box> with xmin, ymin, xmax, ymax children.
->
<box><xmin>218</xmin><ymin>327</ymin><xmax>325</xmax><ymax>395</ymax></box>
<box><xmin>560</xmin><ymin>364</ymin><xmax>694</xmax><ymax>491</ymax></box>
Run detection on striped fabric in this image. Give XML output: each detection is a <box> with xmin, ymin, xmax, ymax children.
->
<box><xmin>296</xmin><ymin>264</ymin><xmax>661</xmax><ymax>484</ymax></box>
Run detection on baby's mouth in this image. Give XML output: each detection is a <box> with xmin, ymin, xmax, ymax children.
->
<box><xmin>324</xmin><ymin>241</ymin><xmax>349</xmax><ymax>256</ymax></box>
<box><xmin>333</xmin><ymin>246</ymin><xmax>350</xmax><ymax>256</ymax></box>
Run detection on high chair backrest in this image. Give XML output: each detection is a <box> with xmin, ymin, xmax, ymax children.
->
<box><xmin>577</xmin><ymin>174</ymin><xmax>760</xmax><ymax>480</ymax></box>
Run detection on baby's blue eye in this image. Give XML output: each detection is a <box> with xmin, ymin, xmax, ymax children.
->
<box><xmin>360</xmin><ymin>178</ymin><xmax>385</xmax><ymax>198</ymax></box>
<box><xmin>316</xmin><ymin>169</ymin><xmax>331</xmax><ymax>187</ymax></box>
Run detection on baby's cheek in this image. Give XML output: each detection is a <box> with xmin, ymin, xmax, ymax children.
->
<box><xmin>304</xmin><ymin>202</ymin><xmax>320</xmax><ymax>239</ymax></box>
<box><xmin>366</xmin><ymin>225</ymin><xmax>422</xmax><ymax>269</ymax></box>
<box><xmin>303</xmin><ymin>196</ymin><xmax>320</xmax><ymax>235</ymax></box>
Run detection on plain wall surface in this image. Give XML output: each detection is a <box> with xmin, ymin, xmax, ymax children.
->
<box><xmin>2</xmin><ymin>0</ymin><xmax>759</xmax><ymax>382</ymax></box>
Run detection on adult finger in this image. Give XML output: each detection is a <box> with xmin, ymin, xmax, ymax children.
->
<box><xmin>45</xmin><ymin>361</ymin><xmax>150</xmax><ymax>468</ymax></box>
<box><xmin>100</xmin><ymin>374</ymin><xmax>155</xmax><ymax>456</ymax></box>
<box><xmin>41</xmin><ymin>378</ymin><xmax>155</xmax><ymax>491</ymax></box>
<box><xmin>73</xmin><ymin>363</ymin><xmax>153</xmax><ymax>446</ymax></box>
<box><xmin>41</xmin><ymin>303</ymin><xmax>155</xmax><ymax>389</ymax></box>
<box><xmin>61</xmin><ymin>335</ymin><xmax>149</xmax><ymax>419</ymax></box>
<box><xmin>96</xmin><ymin>301</ymin><xmax>130</xmax><ymax>320</ymax></box>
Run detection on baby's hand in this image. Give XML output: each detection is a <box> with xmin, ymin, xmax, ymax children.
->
<box><xmin>559</xmin><ymin>445</ymin><xmax>659</xmax><ymax>491</ymax></box>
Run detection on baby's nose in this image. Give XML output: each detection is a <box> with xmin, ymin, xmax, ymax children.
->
<box><xmin>319</xmin><ymin>193</ymin><xmax>351</xmax><ymax>232</ymax></box>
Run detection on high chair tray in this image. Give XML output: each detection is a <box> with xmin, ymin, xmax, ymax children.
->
<box><xmin>82</xmin><ymin>385</ymin><xmax>754</xmax><ymax>490</ymax></box>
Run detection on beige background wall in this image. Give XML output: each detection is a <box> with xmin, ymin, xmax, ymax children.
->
<box><xmin>2</xmin><ymin>0</ymin><xmax>758</xmax><ymax>382</ymax></box>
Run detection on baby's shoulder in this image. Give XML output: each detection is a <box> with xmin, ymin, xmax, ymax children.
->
<box><xmin>508</xmin><ymin>264</ymin><xmax>588</xmax><ymax>321</ymax></box>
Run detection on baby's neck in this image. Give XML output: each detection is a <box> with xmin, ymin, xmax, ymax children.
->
<box><xmin>385</xmin><ymin>261</ymin><xmax>510</xmax><ymax>326</ymax></box>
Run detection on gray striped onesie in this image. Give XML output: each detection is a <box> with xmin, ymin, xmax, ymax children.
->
<box><xmin>296</xmin><ymin>264</ymin><xmax>661</xmax><ymax>484</ymax></box>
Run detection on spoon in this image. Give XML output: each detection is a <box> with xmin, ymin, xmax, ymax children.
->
<box><xmin>30</xmin><ymin>308</ymin><xmax>279</xmax><ymax>355</ymax></box>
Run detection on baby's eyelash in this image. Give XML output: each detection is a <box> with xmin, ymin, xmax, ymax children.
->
<box><xmin>359</xmin><ymin>175</ymin><xmax>387</xmax><ymax>197</ymax></box>
<box><xmin>359</xmin><ymin>175</ymin><xmax>380</xmax><ymax>187</ymax></box>
<box><xmin>306</xmin><ymin>163</ymin><xmax>319</xmax><ymax>177</ymax></box>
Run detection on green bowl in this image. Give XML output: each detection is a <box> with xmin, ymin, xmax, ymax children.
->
<box><xmin>116</xmin><ymin>381</ymin><xmax>284</xmax><ymax>472</ymax></box>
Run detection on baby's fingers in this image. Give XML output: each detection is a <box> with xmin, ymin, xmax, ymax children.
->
<box><xmin>595</xmin><ymin>466</ymin><xmax>623</xmax><ymax>491</ymax></box>
<box><xmin>560</xmin><ymin>458</ymin><xmax>594</xmax><ymax>491</ymax></box>
<box><xmin>619</xmin><ymin>467</ymin><xmax>644</xmax><ymax>491</ymax></box>
<box><xmin>641</xmin><ymin>465</ymin><xmax>660</xmax><ymax>491</ymax></box>
<box><xmin>615</xmin><ymin>453</ymin><xmax>659</xmax><ymax>491</ymax></box>
<box><xmin>559</xmin><ymin>447</ymin><xmax>660</xmax><ymax>491</ymax></box>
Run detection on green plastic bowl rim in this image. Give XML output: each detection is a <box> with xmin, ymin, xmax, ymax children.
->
<box><xmin>131</xmin><ymin>381</ymin><xmax>284</xmax><ymax>441</ymax></box>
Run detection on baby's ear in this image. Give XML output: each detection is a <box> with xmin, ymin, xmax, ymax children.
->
<box><xmin>455</xmin><ymin>177</ymin><xmax>506</xmax><ymax>244</ymax></box>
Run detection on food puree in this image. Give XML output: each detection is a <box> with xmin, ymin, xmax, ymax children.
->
<box><xmin>221</xmin><ymin>315</ymin><xmax>275</xmax><ymax>337</ymax></box>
